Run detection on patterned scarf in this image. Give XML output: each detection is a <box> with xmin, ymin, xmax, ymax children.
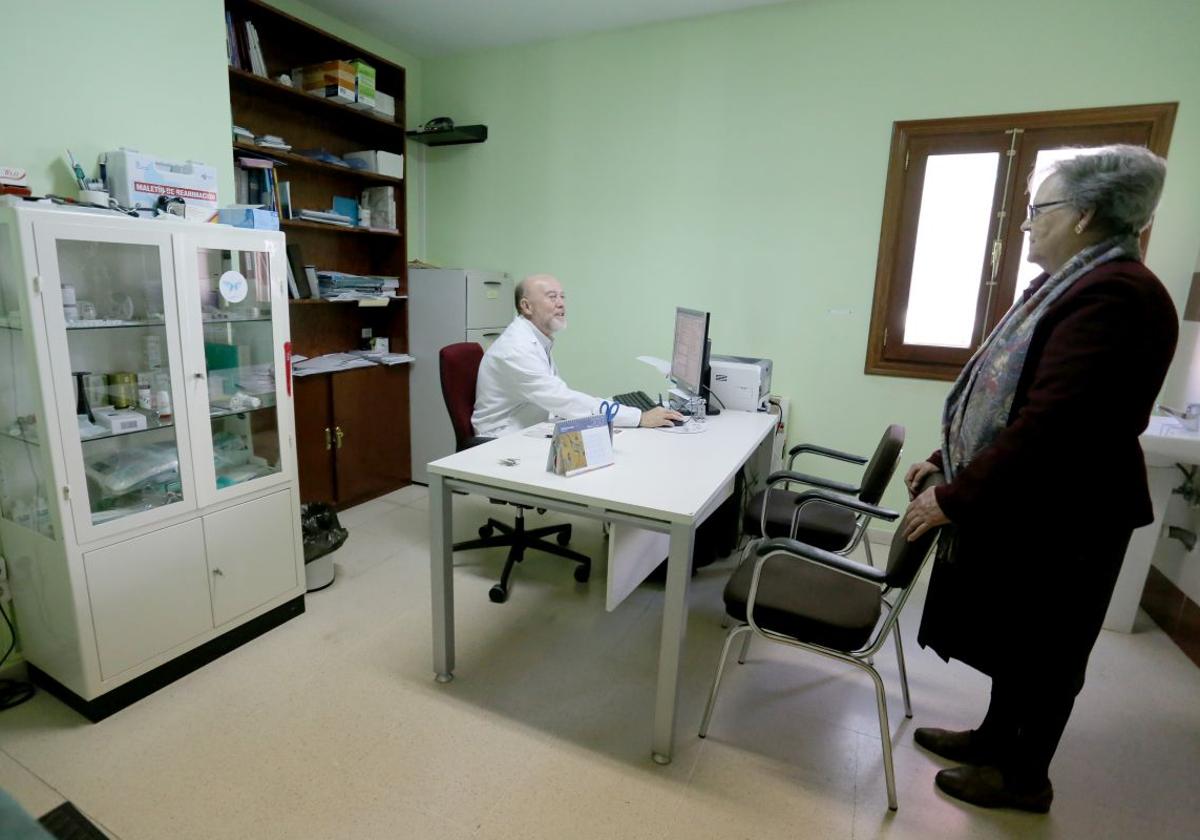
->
<box><xmin>940</xmin><ymin>236</ymin><xmax>1136</xmax><ymax>480</ymax></box>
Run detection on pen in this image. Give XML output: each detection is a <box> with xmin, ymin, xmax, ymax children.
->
<box><xmin>66</xmin><ymin>149</ymin><xmax>86</xmax><ymax>188</ymax></box>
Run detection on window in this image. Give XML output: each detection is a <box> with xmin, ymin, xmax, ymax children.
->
<box><xmin>865</xmin><ymin>103</ymin><xmax>1177</xmax><ymax>381</ymax></box>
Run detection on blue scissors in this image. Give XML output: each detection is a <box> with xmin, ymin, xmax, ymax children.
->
<box><xmin>599</xmin><ymin>400</ymin><xmax>620</xmax><ymax>426</ymax></box>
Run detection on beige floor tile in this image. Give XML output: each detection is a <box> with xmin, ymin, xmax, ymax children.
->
<box><xmin>0</xmin><ymin>747</ymin><xmax>63</xmax><ymax>819</ymax></box>
<box><xmin>336</xmin><ymin>496</ymin><xmax>403</xmax><ymax>529</ymax></box>
<box><xmin>1</xmin><ymin>517</ymin><xmax>1197</xmax><ymax>839</ymax></box>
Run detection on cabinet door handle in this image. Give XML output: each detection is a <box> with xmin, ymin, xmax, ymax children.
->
<box><xmin>194</xmin><ymin>372</ymin><xmax>205</xmax><ymax>380</ymax></box>
<box><xmin>212</xmin><ymin>568</ymin><xmax>224</xmax><ymax>577</ymax></box>
<box><xmin>335</xmin><ymin>426</ymin><xmax>344</xmax><ymax>449</ymax></box>
<box><xmin>324</xmin><ymin>427</ymin><xmax>332</xmax><ymax>450</ymax></box>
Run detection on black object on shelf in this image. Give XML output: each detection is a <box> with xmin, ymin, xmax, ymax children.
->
<box><xmin>406</xmin><ymin>124</ymin><xmax>488</xmax><ymax>146</ymax></box>
<box><xmin>73</xmin><ymin>371</ymin><xmax>94</xmax><ymax>423</ymax></box>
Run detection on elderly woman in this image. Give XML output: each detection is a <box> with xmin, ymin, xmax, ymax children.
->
<box><xmin>902</xmin><ymin>145</ymin><xmax>1177</xmax><ymax>812</ymax></box>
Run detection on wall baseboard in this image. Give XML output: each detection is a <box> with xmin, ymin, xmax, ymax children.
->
<box><xmin>1139</xmin><ymin>566</ymin><xmax>1200</xmax><ymax>668</ymax></box>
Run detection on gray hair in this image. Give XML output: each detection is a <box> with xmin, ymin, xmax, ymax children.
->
<box><xmin>1050</xmin><ymin>144</ymin><xmax>1166</xmax><ymax>238</ymax></box>
<box><xmin>513</xmin><ymin>277</ymin><xmax>527</xmax><ymax>312</ymax></box>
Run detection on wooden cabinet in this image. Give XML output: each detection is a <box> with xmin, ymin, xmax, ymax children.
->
<box><xmin>295</xmin><ymin>366</ymin><xmax>409</xmax><ymax>509</ymax></box>
<box><xmin>226</xmin><ymin>0</ymin><xmax>411</xmax><ymax>507</ymax></box>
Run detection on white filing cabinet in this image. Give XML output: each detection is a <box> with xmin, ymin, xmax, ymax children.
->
<box><xmin>408</xmin><ymin>268</ymin><xmax>513</xmax><ymax>482</ymax></box>
<box><xmin>0</xmin><ymin>202</ymin><xmax>304</xmax><ymax>719</ymax></box>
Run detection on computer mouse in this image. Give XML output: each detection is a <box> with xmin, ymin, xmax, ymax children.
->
<box><xmin>670</xmin><ymin>418</ymin><xmax>687</xmax><ymax>427</ymax></box>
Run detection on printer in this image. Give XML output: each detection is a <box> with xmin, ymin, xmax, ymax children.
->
<box><xmin>709</xmin><ymin>354</ymin><xmax>772</xmax><ymax>412</ymax></box>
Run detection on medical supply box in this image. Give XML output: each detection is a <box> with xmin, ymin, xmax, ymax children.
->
<box><xmin>344</xmin><ymin>150</ymin><xmax>404</xmax><ymax>179</ymax></box>
<box><xmin>102</xmin><ymin>149</ymin><xmax>219</xmax><ymax>220</ymax></box>
<box><xmin>709</xmin><ymin>355</ymin><xmax>773</xmax><ymax>412</ymax></box>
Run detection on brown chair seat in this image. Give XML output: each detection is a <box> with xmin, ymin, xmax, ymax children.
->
<box><xmin>743</xmin><ymin>490</ymin><xmax>857</xmax><ymax>547</ymax></box>
<box><xmin>723</xmin><ymin>551</ymin><xmax>882</xmax><ymax>651</ymax></box>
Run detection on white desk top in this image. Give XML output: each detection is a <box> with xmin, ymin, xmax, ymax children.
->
<box><xmin>1141</xmin><ymin>415</ymin><xmax>1200</xmax><ymax>466</ymax></box>
<box><xmin>428</xmin><ymin>410</ymin><xmax>776</xmax><ymax>525</ymax></box>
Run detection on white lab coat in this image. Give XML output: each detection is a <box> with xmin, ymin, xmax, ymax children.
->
<box><xmin>472</xmin><ymin>316</ymin><xmax>641</xmax><ymax>437</ymax></box>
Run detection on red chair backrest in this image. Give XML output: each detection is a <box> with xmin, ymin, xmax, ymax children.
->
<box><xmin>439</xmin><ymin>342</ymin><xmax>485</xmax><ymax>451</ymax></box>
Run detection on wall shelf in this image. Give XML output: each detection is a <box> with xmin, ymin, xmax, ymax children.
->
<box><xmin>406</xmin><ymin>125</ymin><xmax>488</xmax><ymax>146</ymax></box>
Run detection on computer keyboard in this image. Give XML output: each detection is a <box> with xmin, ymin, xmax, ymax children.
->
<box><xmin>612</xmin><ymin>390</ymin><xmax>658</xmax><ymax>412</ymax></box>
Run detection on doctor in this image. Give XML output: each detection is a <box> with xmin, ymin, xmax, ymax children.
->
<box><xmin>472</xmin><ymin>274</ymin><xmax>683</xmax><ymax>436</ymax></box>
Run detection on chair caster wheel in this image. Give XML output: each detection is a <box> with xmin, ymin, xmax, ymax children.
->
<box><xmin>489</xmin><ymin>585</ymin><xmax>508</xmax><ymax>603</ymax></box>
<box><xmin>556</xmin><ymin>528</ymin><xmax>571</xmax><ymax>546</ymax></box>
<box><xmin>479</xmin><ymin>525</ymin><xmax>494</xmax><ymax>539</ymax></box>
<box><xmin>574</xmin><ymin>566</ymin><xmax>590</xmax><ymax>583</ymax></box>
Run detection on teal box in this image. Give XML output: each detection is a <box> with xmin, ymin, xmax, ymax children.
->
<box><xmin>219</xmin><ymin>207</ymin><xmax>279</xmax><ymax>230</ymax></box>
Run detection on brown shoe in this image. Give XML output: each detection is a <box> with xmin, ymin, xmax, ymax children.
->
<box><xmin>935</xmin><ymin>765</ymin><xmax>1053</xmax><ymax>813</ymax></box>
<box><xmin>913</xmin><ymin>727</ymin><xmax>996</xmax><ymax>765</ymax></box>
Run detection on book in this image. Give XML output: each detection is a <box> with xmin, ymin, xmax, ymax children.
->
<box><xmin>225</xmin><ymin>12</ymin><xmax>242</xmax><ymax>69</ymax></box>
<box><xmin>296</xmin><ymin>209</ymin><xmax>352</xmax><ymax>226</ymax></box>
<box><xmin>245</xmin><ymin>21</ymin><xmax>267</xmax><ymax>77</ymax></box>
<box><xmin>285</xmin><ymin>244</ymin><xmax>311</xmax><ymax>298</ymax></box>
<box><xmin>278</xmin><ymin>181</ymin><xmax>293</xmax><ymax>219</ymax></box>
<box><xmin>285</xmin><ymin>259</ymin><xmax>300</xmax><ymax>299</ymax></box>
<box><xmin>304</xmin><ymin>266</ymin><xmax>321</xmax><ymax>300</ymax></box>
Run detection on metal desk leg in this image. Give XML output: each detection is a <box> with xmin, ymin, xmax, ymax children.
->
<box><xmin>430</xmin><ymin>474</ymin><xmax>455</xmax><ymax>683</ymax></box>
<box><xmin>652</xmin><ymin>521</ymin><xmax>695</xmax><ymax>765</ymax></box>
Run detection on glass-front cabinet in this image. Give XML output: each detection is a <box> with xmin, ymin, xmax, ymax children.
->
<box><xmin>0</xmin><ymin>204</ymin><xmax>295</xmax><ymax>544</ymax></box>
<box><xmin>33</xmin><ymin>223</ymin><xmax>195</xmax><ymax>541</ymax></box>
<box><xmin>0</xmin><ymin>219</ymin><xmax>57</xmax><ymax>539</ymax></box>
<box><xmin>180</xmin><ymin>230</ymin><xmax>292</xmax><ymax>508</ymax></box>
<box><xmin>0</xmin><ymin>202</ymin><xmax>303</xmax><ymax>711</ymax></box>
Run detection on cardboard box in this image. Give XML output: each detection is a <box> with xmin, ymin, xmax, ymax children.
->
<box><xmin>218</xmin><ymin>207</ymin><xmax>280</xmax><ymax>230</ymax></box>
<box><xmin>372</xmin><ymin>91</ymin><xmax>396</xmax><ymax>120</ymax></box>
<box><xmin>297</xmin><ymin>60</ymin><xmax>356</xmax><ymax>104</ymax></box>
<box><xmin>102</xmin><ymin>149</ymin><xmax>219</xmax><ymax>220</ymax></box>
<box><xmin>344</xmin><ymin>150</ymin><xmax>403</xmax><ymax>179</ymax></box>
<box><xmin>350</xmin><ymin>59</ymin><xmax>376</xmax><ymax>110</ymax></box>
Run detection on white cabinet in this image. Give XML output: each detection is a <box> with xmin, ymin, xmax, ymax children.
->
<box><xmin>408</xmin><ymin>268</ymin><xmax>514</xmax><ymax>483</ymax></box>
<box><xmin>0</xmin><ymin>203</ymin><xmax>304</xmax><ymax>718</ymax></box>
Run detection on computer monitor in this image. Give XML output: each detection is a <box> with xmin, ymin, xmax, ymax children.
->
<box><xmin>670</xmin><ymin>307</ymin><xmax>710</xmax><ymax>397</ymax></box>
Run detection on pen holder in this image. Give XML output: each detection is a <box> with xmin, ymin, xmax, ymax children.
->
<box><xmin>78</xmin><ymin>189</ymin><xmax>110</xmax><ymax>207</ymax></box>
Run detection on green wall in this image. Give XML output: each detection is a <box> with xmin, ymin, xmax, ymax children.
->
<box><xmin>419</xmin><ymin>0</ymin><xmax>1200</xmax><ymax>511</ymax></box>
<box><xmin>0</xmin><ymin>0</ymin><xmax>422</xmax><ymax>242</ymax></box>
<box><xmin>1</xmin><ymin>1</ymin><xmax>234</xmax><ymax>199</ymax></box>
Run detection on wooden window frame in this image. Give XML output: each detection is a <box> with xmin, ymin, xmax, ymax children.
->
<box><xmin>865</xmin><ymin>103</ymin><xmax>1177</xmax><ymax>381</ymax></box>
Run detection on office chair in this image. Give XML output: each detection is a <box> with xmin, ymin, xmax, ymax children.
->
<box><xmin>700</xmin><ymin>473</ymin><xmax>943</xmax><ymax>811</ymax></box>
<box><xmin>743</xmin><ymin>424</ymin><xmax>905</xmax><ymax>566</ymax></box>
<box><xmin>438</xmin><ymin>343</ymin><xmax>591</xmax><ymax>603</ymax></box>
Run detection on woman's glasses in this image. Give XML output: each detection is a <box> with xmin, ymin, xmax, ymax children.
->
<box><xmin>1027</xmin><ymin>200</ymin><xmax>1071</xmax><ymax>221</ymax></box>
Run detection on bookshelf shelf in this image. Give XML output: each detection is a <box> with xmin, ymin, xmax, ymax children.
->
<box><xmin>225</xmin><ymin>0</ymin><xmax>410</xmax><ymax>508</ymax></box>
<box><xmin>281</xmin><ymin>219</ymin><xmax>401</xmax><ymax>237</ymax></box>
<box><xmin>228</xmin><ymin>68</ymin><xmax>402</xmax><ymax>132</ymax></box>
<box><xmin>233</xmin><ymin>141</ymin><xmax>405</xmax><ymax>186</ymax></box>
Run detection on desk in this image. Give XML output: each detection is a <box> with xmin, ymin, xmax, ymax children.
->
<box><xmin>428</xmin><ymin>410</ymin><xmax>775</xmax><ymax>764</ymax></box>
<box><xmin>1103</xmin><ymin>416</ymin><xmax>1200</xmax><ymax>631</ymax></box>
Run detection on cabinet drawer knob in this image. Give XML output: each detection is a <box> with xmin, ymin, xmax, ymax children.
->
<box><xmin>212</xmin><ymin>568</ymin><xmax>224</xmax><ymax>577</ymax></box>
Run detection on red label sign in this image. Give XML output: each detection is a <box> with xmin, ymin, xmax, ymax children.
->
<box><xmin>284</xmin><ymin>341</ymin><xmax>293</xmax><ymax>396</ymax></box>
<box><xmin>132</xmin><ymin>181</ymin><xmax>217</xmax><ymax>202</ymax></box>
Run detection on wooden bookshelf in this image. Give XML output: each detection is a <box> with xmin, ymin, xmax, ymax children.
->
<box><xmin>225</xmin><ymin>0</ymin><xmax>410</xmax><ymax>508</ymax></box>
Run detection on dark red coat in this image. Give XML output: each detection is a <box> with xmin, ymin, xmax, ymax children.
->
<box><xmin>917</xmin><ymin>259</ymin><xmax>1178</xmax><ymax>684</ymax></box>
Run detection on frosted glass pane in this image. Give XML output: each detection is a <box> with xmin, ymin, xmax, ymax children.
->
<box><xmin>1013</xmin><ymin>147</ymin><xmax>1097</xmax><ymax>302</ymax></box>
<box><xmin>904</xmin><ymin>153</ymin><xmax>999</xmax><ymax>348</ymax></box>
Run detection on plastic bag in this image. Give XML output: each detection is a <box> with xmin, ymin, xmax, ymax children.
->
<box><xmin>300</xmin><ymin>502</ymin><xmax>349</xmax><ymax>564</ymax></box>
